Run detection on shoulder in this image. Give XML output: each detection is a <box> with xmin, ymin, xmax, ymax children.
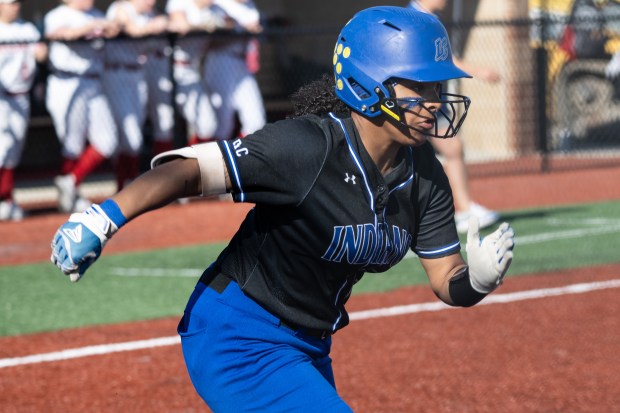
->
<box><xmin>249</xmin><ymin>115</ymin><xmax>329</xmax><ymax>151</ymax></box>
<box><xmin>45</xmin><ymin>5</ymin><xmax>63</xmax><ymax>19</ymax></box>
<box><xmin>17</xmin><ymin>20</ymin><xmax>41</xmax><ymax>41</ymax></box>
<box><xmin>106</xmin><ymin>2</ymin><xmax>120</xmax><ymax>17</ymax></box>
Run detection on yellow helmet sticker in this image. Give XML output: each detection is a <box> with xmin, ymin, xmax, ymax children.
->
<box><xmin>337</xmin><ymin>43</ymin><xmax>343</xmax><ymax>55</ymax></box>
<box><xmin>337</xmin><ymin>79</ymin><xmax>344</xmax><ymax>90</ymax></box>
<box><xmin>343</xmin><ymin>47</ymin><xmax>351</xmax><ymax>58</ymax></box>
<box><xmin>336</xmin><ymin>62</ymin><xmax>342</xmax><ymax>74</ymax></box>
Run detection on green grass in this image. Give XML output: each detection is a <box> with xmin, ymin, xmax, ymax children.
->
<box><xmin>2</xmin><ymin>200</ymin><xmax>619</xmax><ymax>337</ymax></box>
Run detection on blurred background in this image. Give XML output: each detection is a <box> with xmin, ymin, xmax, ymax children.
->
<box><xmin>6</xmin><ymin>0</ymin><xmax>620</xmax><ymax>210</ymax></box>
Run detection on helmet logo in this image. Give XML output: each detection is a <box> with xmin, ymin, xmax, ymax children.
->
<box><xmin>434</xmin><ymin>36</ymin><xmax>450</xmax><ymax>62</ymax></box>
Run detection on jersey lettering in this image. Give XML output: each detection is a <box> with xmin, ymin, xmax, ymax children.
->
<box><xmin>322</xmin><ymin>223</ymin><xmax>412</xmax><ymax>267</ymax></box>
<box><xmin>232</xmin><ymin>139</ymin><xmax>249</xmax><ymax>157</ymax></box>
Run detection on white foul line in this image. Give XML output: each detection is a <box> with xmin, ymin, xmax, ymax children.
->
<box><xmin>1</xmin><ymin>279</ymin><xmax>619</xmax><ymax>369</ymax></box>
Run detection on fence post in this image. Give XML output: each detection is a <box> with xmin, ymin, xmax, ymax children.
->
<box><xmin>535</xmin><ymin>14</ymin><xmax>550</xmax><ymax>172</ymax></box>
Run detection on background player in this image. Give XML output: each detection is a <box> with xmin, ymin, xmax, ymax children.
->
<box><xmin>407</xmin><ymin>0</ymin><xmax>501</xmax><ymax>233</ymax></box>
<box><xmin>166</xmin><ymin>0</ymin><xmax>222</xmax><ymax>144</ymax></box>
<box><xmin>45</xmin><ymin>0</ymin><xmax>120</xmax><ymax>213</ymax></box>
<box><xmin>0</xmin><ymin>0</ymin><xmax>47</xmax><ymax>221</ymax></box>
<box><xmin>50</xmin><ymin>6</ymin><xmax>515</xmax><ymax>411</ymax></box>
<box><xmin>141</xmin><ymin>1</ymin><xmax>176</xmax><ymax>157</ymax></box>
<box><xmin>204</xmin><ymin>0</ymin><xmax>266</xmax><ymax>140</ymax></box>
<box><xmin>104</xmin><ymin>0</ymin><xmax>170</xmax><ymax>190</ymax></box>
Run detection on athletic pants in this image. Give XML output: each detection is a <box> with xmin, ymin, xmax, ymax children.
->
<box><xmin>178</xmin><ymin>273</ymin><xmax>353</xmax><ymax>412</ymax></box>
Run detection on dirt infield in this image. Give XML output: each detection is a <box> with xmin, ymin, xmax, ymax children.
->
<box><xmin>1</xmin><ymin>166</ymin><xmax>620</xmax><ymax>412</ymax></box>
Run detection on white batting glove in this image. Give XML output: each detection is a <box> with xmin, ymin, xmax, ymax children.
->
<box><xmin>50</xmin><ymin>203</ymin><xmax>121</xmax><ymax>282</ymax></box>
<box><xmin>466</xmin><ymin>216</ymin><xmax>515</xmax><ymax>294</ymax></box>
<box><xmin>605</xmin><ymin>51</ymin><xmax>620</xmax><ymax>79</ymax></box>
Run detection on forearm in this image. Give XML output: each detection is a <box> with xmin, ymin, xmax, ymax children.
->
<box><xmin>112</xmin><ymin>158</ymin><xmax>201</xmax><ymax>221</ymax></box>
<box><xmin>422</xmin><ymin>254</ymin><xmax>468</xmax><ymax>305</ymax></box>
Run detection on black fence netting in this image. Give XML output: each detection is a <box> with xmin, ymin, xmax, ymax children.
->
<box><xmin>3</xmin><ymin>10</ymin><xmax>620</xmax><ymax>207</ymax></box>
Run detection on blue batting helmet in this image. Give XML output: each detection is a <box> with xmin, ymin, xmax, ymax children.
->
<box><xmin>333</xmin><ymin>6</ymin><xmax>471</xmax><ymax>120</ymax></box>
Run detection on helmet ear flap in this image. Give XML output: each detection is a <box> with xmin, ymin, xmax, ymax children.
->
<box><xmin>372</xmin><ymin>83</ymin><xmax>403</xmax><ymax>122</ymax></box>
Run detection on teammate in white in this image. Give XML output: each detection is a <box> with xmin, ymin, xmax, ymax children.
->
<box><xmin>205</xmin><ymin>0</ymin><xmax>265</xmax><ymax>140</ymax></box>
<box><xmin>140</xmin><ymin>1</ymin><xmax>176</xmax><ymax>157</ymax></box>
<box><xmin>166</xmin><ymin>0</ymin><xmax>221</xmax><ymax>144</ymax></box>
<box><xmin>0</xmin><ymin>0</ymin><xmax>46</xmax><ymax>221</ymax></box>
<box><xmin>104</xmin><ymin>0</ymin><xmax>171</xmax><ymax>190</ymax></box>
<box><xmin>45</xmin><ymin>0</ymin><xmax>120</xmax><ymax>213</ymax></box>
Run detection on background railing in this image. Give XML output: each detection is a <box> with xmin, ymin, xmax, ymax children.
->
<box><xmin>8</xmin><ymin>14</ymin><xmax>620</xmax><ymax>206</ymax></box>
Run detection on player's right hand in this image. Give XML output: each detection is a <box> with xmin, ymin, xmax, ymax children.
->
<box><xmin>50</xmin><ymin>204</ymin><xmax>119</xmax><ymax>282</ymax></box>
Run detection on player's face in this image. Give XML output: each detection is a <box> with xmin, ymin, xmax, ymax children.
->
<box><xmin>132</xmin><ymin>0</ymin><xmax>156</xmax><ymax>13</ymax></box>
<box><xmin>65</xmin><ymin>0</ymin><xmax>94</xmax><ymax>11</ymax></box>
<box><xmin>387</xmin><ymin>80</ymin><xmax>442</xmax><ymax>145</ymax></box>
<box><xmin>0</xmin><ymin>1</ymin><xmax>21</xmax><ymax>23</ymax></box>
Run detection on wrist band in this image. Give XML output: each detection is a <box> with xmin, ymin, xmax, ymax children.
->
<box><xmin>448</xmin><ymin>266</ymin><xmax>487</xmax><ymax>307</ymax></box>
<box><xmin>99</xmin><ymin>199</ymin><xmax>128</xmax><ymax>228</ymax></box>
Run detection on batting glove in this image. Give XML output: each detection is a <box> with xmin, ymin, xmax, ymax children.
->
<box><xmin>50</xmin><ymin>200</ymin><xmax>126</xmax><ymax>282</ymax></box>
<box><xmin>466</xmin><ymin>216</ymin><xmax>515</xmax><ymax>294</ymax></box>
<box><xmin>605</xmin><ymin>51</ymin><xmax>620</xmax><ymax>79</ymax></box>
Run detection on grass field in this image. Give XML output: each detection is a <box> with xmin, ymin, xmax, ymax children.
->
<box><xmin>2</xmin><ymin>199</ymin><xmax>620</xmax><ymax>337</ymax></box>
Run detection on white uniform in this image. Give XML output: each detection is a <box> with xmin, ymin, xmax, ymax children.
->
<box><xmin>205</xmin><ymin>0</ymin><xmax>265</xmax><ymax>139</ymax></box>
<box><xmin>104</xmin><ymin>1</ymin><xmax>150</xmax><ymax>156</ymax></box>
<box><xmin>44</xmin><ymin>5</ymin><xmax>118</xmax><ymax>160</ymax></box>
<box><xmin>0</xmin><ymin>19</ymin><xmax>39</xmax><ymax>170</ymax></box>
<box><xmin>166</xmin><ymin>0</ymin><xmax>218</xmax><ymax>140</ymax></box>
<box><xmin>143</xmin><ymin>26</ymin><xmax>175</xmax><ymax>147</ymax></box>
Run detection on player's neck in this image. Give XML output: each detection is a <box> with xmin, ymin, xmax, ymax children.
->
<box><xmin>351</xmin><ymin>114</ymin><xmax>400</xmax><ymax>176</ymax></box>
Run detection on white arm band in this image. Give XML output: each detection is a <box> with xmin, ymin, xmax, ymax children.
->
<box><xmin>150</xmin><ymin>143</ymin><xmax>227</xmax><ymax>197</ymax></box>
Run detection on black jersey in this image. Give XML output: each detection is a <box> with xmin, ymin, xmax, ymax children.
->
<box><xmin>214</xmin><ymin>114</ymin><xmax>460</xmax><ymax>333</ymax></box>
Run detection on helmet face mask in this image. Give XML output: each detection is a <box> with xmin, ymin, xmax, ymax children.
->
<box><xmin>385</xmin><ymin>91</ymin><xmax>471</xmax><ymax>138</ymax></box>
<box><xmin>333</xmin><ymin>6</ymin><xmax>472</xmax><ymax>137</ymax></box>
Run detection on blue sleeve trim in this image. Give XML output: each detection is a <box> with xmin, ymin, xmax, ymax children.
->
<box><xmin>100</xmin><ymin>199</ymin><xmax>128</xmax><ymax>228</ymax></box>
<box><xmin>415</xmin><ymin>240</ymin><xmax>461</xmax><ymax>259</ymax></box>
<box><xmin>221</xmin><ymin>140</ymin><xmax>245</xmax><ymax>202</ymax></box>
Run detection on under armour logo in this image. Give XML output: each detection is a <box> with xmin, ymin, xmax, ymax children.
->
<box><xmin>434</xmin><ymin>36</ymin><xmax>450</xmax><ymax>62</ymax></box>
<box><xmin>344</xmin><ymin>173</ymin><xmax>356</xmax><ymax>184</ymax></box>
<box><xmin>63</xmin><ymin>224</ymin><xmax>83</xmax><ymax>243</ymax></box>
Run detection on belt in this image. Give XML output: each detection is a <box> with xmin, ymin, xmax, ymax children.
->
<box><xmin>52</xmin><ymin>70</ymin><xmax>100</xmax><ymax>79</ymax></box>
<box><xmin>152</xmin><ymin>50</ymin><xmax>168</xmax><ymax>59</ymax></box>
<box><xmin>105</xmin><ymin>63</ymin><xmax>143</xmax><ymax>71</ymax></box>
<box><xmin>173</xmin><ymin>59</ymin><xmax>192</xmax><ymax>67</ymax></box>
<box><xmin>200</xmin><ymin>272</ymin><xmax>333</xmax><ymax>340</ymax></box>
<box><xmin>1</xmin><ymin>91</ymin><xmax>28</xmax><ymax>97</ymax></box>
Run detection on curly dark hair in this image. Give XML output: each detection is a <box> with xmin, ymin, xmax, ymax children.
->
<box><xmin>288</xmin><ymin>74</ymin><xmax>351</xmax><ymax>118</ymax></box>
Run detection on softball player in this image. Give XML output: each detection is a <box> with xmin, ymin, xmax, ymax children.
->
<box><xmin>141</xmin><ymin>4</ymin><xmax>175</xmax><ymax>156</ymax></box>
<box><xmin>51</xmin><ymin>7</ymin><xmax>515</xmax><ymax>412</ymax></box>
<box><xmin>104</xmin><ymin>0</ymin><xmax>170</xmax><ymax>190</ymax></box>
<box><xmin>166</xmin><ymin>0</ymin><xmax>221</xmax><ymax>144</ymax></box>
<box><xmin>44</xmin><ymin>0</ymin><xmax>120</xmax><ymax>213</ymax></box>
<box><xmin>0</xmin><ymin>0</ymin><xmax>45</xmax><ymax>221</ymax></box>
<box><xmin>204</xmin><ymin>0</ymin><xmax>266</xmax><ymax>140</ymax></box>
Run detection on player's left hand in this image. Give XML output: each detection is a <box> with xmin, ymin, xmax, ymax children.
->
<box><xmin>50</xmin><ymin>204</ymin><xmax>119</xmax><ymax>282</ymax></box>
<box><xmin>466</xmin><ymin>217</ymin><xmax>515</xmax><ymax>293</ymax></box>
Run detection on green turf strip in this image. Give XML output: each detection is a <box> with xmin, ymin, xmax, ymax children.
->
<box><xmin>2</xmin><ymin>200</ymin><xmax>619</xmax><ymax>336</ymax></box>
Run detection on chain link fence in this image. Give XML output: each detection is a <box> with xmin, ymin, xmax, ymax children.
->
<box><xmin>5</xmin><ymin>13</ymin><xmax>620</xmax><ymax>206</ymax></box>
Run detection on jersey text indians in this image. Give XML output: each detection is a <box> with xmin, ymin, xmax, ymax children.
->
<box><xmin>322</xmin><ymin>223</ymin><xmax>412</xmax><ymax>267</ymax></box>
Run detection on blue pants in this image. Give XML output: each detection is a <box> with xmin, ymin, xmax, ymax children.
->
<box><xmin>178</xmin><ymin>278</ymin><xmax>353</xmax><ymax>412</ymax></box>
